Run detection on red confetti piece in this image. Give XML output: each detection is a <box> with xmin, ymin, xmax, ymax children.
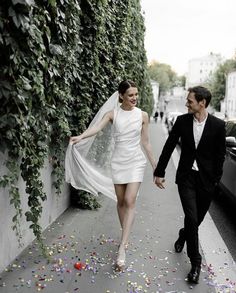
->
<box><xmin>74</xmin><ymin>262</ymin><xmax>86</xmax><ymax>270</ymax></box>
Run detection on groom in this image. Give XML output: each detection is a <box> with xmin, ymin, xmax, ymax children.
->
<box><xmin>154</xmin><ymin>86</ymin><xmax>226</xmax><ymax>284</ymax></box>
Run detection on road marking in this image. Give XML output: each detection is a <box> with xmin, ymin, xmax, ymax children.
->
<box><xmin>163</xmin><ymin>124</ymin><xmax>236</xmax><ymax>290</ymax></box>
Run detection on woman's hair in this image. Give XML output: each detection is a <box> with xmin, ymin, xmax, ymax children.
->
<box><xmin>118</xmin><ymin>80</ymin><xmax>137</xmax><ymax>103</ymax></box>
<box><xmin>188</xmin><ymin>86</ymin><xmax>212</xmax><ymax>107</ymax></box>
<box><xmin>118</xmin><ymin>80</ymin><xmax>137</xmax><ymax>95</ymax></box>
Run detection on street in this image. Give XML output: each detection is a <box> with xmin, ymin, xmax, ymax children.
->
<box><xmin>0</xmin><ymin>116</ymin><xmax>236</xmax><ymax>292</ymax></box>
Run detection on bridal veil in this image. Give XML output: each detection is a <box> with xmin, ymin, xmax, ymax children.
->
<box><xmin>65</xmin><ymin>91</ymin><xmax>120</xmax><ymax>201</ymax></box>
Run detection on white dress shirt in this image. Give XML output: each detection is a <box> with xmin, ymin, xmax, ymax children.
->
<box><xmin>192</xmin><ymin>114</ymin><xmax>208</xmax><ymax>171</ymax></box>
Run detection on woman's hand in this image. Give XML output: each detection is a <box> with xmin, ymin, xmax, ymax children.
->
<box><xmin>69</xmin><ymin>135</ymin><xmax>83</xmax><ymax>145</ymax></box>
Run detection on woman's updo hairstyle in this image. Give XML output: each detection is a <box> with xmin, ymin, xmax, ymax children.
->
<box><xmin>118</xmin><ymin>80</ymin><xmax>137</xmax><ymax>103</ymax></box>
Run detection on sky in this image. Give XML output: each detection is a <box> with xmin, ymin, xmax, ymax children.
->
<box><xmin>141</xmin><ymin>0</ymin><xmax>236</xmax><ymax>75</ymax></box>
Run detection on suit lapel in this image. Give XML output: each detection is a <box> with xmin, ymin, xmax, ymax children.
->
<box><xmin>186</xmin><ymin>114</ymin><xmax>195</xmax><ymax>149</ymax></box>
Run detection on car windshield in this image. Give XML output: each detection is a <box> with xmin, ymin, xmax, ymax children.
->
<box><xmin>226</xmin><ymin>122</ymin><xmax>236</xmax><ymax>139</ymax></box>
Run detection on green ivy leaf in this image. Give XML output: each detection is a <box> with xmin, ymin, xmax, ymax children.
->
<box><xmin>1</xmin><ymin>0</ymin><xmax>153</xmax><ymax>257</ymax></box>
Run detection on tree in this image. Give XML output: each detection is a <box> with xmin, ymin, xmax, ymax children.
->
<box><xmin>148</xmin><ymin>61</ymin><xmax>178</xmax><ymax>95</ymax></box>
<box><xmin>208</xmin><ymin>59</ymin><xmax>236</xmax><ymax>110</ymax></box>
<box><xmin>177</xmin><ymin>75</ymin><xmax>186</xmax><ymax>87</ymax></box>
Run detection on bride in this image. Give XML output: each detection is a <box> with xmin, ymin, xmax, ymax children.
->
<box><xmin>65</xmin><ymin>80</ymin><xmax>156</xmax><ymax>271</ymax></box>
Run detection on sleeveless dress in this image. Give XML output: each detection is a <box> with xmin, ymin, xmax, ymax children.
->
<box><xmin>111</xmin><ymin>107</ymin><xmax>147</xmax><ymax>184</ymax></box>
<box><xmin>65</xmin><ymin>104</ymin><xmax>147</xmax><ymax>201</ymax></box>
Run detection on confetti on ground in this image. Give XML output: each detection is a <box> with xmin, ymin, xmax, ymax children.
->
<box><xmin>0</xmin><ymin>219</ymin><xmax>236</xmax><ymax>293</ymax></box>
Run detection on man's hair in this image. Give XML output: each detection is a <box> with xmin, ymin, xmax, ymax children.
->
<box><xmin>188</xmin><ymin>86</ymin><xmax>212</xmax><ymax>107</ymax></box>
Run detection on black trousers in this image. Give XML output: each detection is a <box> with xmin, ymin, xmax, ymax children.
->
<box><xmin>177</xmin><ymin>170</ymin><xmax>215</xmax><ymax>266</ymax></box>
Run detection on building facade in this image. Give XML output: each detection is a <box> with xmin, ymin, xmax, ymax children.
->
<box><xmin>151</xmin><ymin>80</ymin><xmax>159</xmax><ymax>112</ymax></box>
<box><xmin>172</xmin><ymin>86</ymin><xmax>186</xmax><ymax>99</ymax></box>
<box><xmin>221</xmin><ymin>71</ymin><xmax>236</xmax><ymax>119</ymax></box>
<box><xmin>185</xmin><ymin>52</ymin><xmax>223</xmax><ymax>89</ymax></box>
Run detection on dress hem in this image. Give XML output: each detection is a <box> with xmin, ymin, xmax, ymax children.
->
<box><xmin>112</xmin><ymin>180</ymin><xmax>143</xmax><ymax>184</ymax></box>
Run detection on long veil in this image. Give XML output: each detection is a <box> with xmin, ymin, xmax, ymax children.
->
<box><xmin>65</xmin><ymin>91</ymin><xmax>120</xmax><ymax>201</ymax></box>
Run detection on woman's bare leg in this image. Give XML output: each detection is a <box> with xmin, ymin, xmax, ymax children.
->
<box><xmin>114</xmin><ymin>184</ymin><xmax>127</xmax><ymax>228</ymax></box>
<box><xmin>120</xmin><ymin>182</ymin><xmax>140</xmax><ymax>246</ymax></box>
<box><xmin>114</xmin><ymin>182</ymin><xmax>140</xmax><ymax>271</ymax></box>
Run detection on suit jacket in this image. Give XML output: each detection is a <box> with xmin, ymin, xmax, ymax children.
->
<box><xmin>154</xmin><ymin>113</ymin><xmax>226</xmax><ymax>188</ymax></box>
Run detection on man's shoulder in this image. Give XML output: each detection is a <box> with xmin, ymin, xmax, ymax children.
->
<box><xmin>208</xmin><ymin>113</ymin><xmax>225</xmax><ymax>126</ymax></box>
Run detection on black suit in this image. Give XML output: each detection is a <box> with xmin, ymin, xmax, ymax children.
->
<box><xmin>154</xmin><ymin>113</ymin><xmax>226</xmax><ymax>265</ymax></box>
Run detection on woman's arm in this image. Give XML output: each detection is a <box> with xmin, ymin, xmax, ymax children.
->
<box><xmin>141</xmin><ymin>111</ymin><xmax>156</xmax><ymax>170</ymax></box>
<box><xmin>70</xmin><ymin>110</ymin><xmax>113</xmax><ymax>144</ymax></box>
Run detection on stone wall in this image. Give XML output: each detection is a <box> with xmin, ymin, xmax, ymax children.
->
<box><xmin>0</xmin><ymin>152</ymin><xmax>70</xmax><ymax>273</ymax></box>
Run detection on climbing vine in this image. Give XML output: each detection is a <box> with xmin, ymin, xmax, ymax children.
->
<box><xmin>0</xmin><ymin>0</ymin><xmax>153</xmax><ymax>253</ymax></box>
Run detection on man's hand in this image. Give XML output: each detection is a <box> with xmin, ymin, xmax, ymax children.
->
<box><xmin>154</xmin><ymin>176</ymin><xmax>165</xmax><ymax>189</ymax></box>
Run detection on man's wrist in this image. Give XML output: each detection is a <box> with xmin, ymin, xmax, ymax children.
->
<box><xmin>153</xmin><ymin>170</ymin><xmax>165</xmax><ymax>177</ymax></box>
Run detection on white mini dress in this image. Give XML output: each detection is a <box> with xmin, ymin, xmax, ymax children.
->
<box><xmin>111</xmin><ymin>107</ymin><xmax>147</xmax><ymax>184</ymax></box>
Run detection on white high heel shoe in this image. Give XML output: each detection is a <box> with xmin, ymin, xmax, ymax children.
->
<box><xmin>115</xmin><ymin>244</ymin><xmax>126</xmax><ymax>271</ymax></box>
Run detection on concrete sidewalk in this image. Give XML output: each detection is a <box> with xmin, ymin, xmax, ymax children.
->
<box><xmin>0</xmin><ymin>122</ymin><xmax>234</xmax><ymax>293</ymax></box>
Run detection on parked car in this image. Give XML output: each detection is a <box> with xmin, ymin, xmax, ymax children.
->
<box><xmin>219</xmin><ymin>119</ymin><xmax>236</xmax><ymax>203</ymax></box>
<box><xmin>212</xmin><ymin>111</ymin><xmax>225</xmax><ymax>120</ymax></box>
<box><xmin>165</xmin><ymin>111</ymin><xmax>183</xmax><ymax>133</ymax></box>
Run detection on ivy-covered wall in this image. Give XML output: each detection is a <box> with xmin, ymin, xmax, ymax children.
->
<box><xmin>0</xmin><ymin>0</ymin><xmax>153</xmax><ymax>246</ymax></box>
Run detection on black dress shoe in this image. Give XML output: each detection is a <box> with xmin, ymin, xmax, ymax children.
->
<box><xmin>187</xmin><ymin>265</ymin><xmax>201</xmax><ymax>284</ymax></box>
<box><xmin>174</xmin><ymin>228</ymin><xmax>185</xmax><ymax>253</ymax></box>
